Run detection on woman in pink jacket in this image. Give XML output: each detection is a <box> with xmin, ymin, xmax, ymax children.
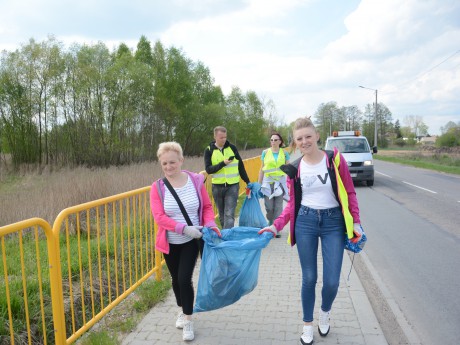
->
<box><xmin>150</xmin><ymin>142</ymin><xmax>220</xmax><ymax>342</ymax></box>
<box><xmin>259</xmin><ymin>118</ymin><xmax>363</xmax><ymax>345</ymax></box>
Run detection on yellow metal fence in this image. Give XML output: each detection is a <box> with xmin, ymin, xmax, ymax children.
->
<box><xmin>0</xmin><ymin>156</ymin><xmax>262</xmax><ymax>345</ymax></box>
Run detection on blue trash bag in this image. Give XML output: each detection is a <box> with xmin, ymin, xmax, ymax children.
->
<box><xmin>239</xmin><ymin>183</ymin><xmax>267</xmax><ymax>228</ymax></box>
<box><xmin>246</xmin><ymin>182</ymin><xmax>264</xmax><ymax>199</ymax></box>
<box><xmin>345</xmin><ymin>230</ymin><xmax>367</xmax><ymax>253</ymax></box>
<box><xmin>193</xmin><ymin>227</ymin><xmax>273</xmax><ymax>313</ymax></box>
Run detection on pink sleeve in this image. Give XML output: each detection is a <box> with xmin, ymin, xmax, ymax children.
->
<box><xmin>338</xmin><ymin>154</ymin><xmax>361</xmax><ymax>224</ymax></box>
<box><xmin>201</xmin><ymin>184</ymin><xmax>218</xmax><ymax>227</ymax></box>
<box><xmin>150</xmin><ymin>181</ymin><xmax>186</xmax><ymax>234</ymax></box>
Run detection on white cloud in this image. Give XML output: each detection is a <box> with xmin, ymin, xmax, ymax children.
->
<box><xmin>1</xmin><ymin>0</ymin><xmax>459</xmax><ymax>134</ymax></box>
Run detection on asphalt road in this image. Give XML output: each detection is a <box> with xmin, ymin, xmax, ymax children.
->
<box><xmin>355</xmin><ymin>159</ymin><xmax>460</xmax><ymax>345</ymax></box>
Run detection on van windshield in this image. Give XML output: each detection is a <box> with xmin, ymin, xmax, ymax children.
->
<box><xmin>326</xmin><ymin>138</ymin><xmax>370</xmax><ymax>153</ymax></box>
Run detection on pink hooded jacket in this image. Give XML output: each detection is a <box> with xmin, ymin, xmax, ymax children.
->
<box><xmin>150</xmin><ymin>171</ymin><xmax>217</xmax><ymax>254</ymax></box>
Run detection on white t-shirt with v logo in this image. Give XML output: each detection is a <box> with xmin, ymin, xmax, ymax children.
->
<box><xmin>300</xmin><ymin>156</ymin><xmax>339</xmax><ymax>209</ymax></box>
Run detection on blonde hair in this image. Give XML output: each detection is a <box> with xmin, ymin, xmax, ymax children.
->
<box><xmin>156</xmin><ymin>142</ymin><xmax>183</xmax><ymax>160</ymax></box>
<box><xmin>214</xmin><ymin>126</ymin><xmax>227</xmax><ymax>135</ymax></box>
<box><xmin>290</xmin><ymin>117</ymin><xmax>317</xmax><ymax>151</ymax></box>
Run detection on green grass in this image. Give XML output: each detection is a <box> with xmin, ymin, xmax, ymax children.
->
<box><xmin>0</xmin><ymin>221</ymin><xmax>167</xmax><ymax>345</ymax></box>
<box><xmin>1</xmin><ymin>185</ymin><xmax>251</xmax><ymax>345</ymax></box>
<box><xmin>132</xmin><ymin>275</ymin><xmax>172</xmax><ymax>313</ymax></box>
<box><xmin>78</xmin><ymin>274</ymin><xmax>171</xmax><ymax>344</ymax></box>
<box><xmin>0</xmin><ymin>174</ymin><xmax>23</xmax><ymax>192</ymax></box>
<box><xmin>374</xmin><ymin>152</ymin><xmax>460</xmax><ymax>175</ymax></box>
<box><xmin>79</xmin><ymin>331</ymin><xmax>118</xmax><ymax>345</ymax></box>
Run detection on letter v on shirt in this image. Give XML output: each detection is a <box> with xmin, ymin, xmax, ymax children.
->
<box><xmin>317</xmin><ymin>173</ymin><xmax>329</xmax><ymax>184</ymax></box>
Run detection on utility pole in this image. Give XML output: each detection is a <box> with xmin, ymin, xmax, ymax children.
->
<box><xmin>374</xmin><ymin>89</ymin><xmax>378</xmax><ymax>147</ymax></box>
<box><xmin>359</xmin><ymin>85</ymin><xmax>378</xmax><ymax>147</ymax></box>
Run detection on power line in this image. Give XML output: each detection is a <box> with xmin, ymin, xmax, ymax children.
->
<box><xmin>397</xmin><ymin>49</ymin><xmax>460</xmax><ymax>88</ymax></box>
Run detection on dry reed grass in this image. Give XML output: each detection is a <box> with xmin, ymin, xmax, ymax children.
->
<box><xmin>0</xmin><ymin>149</ymin><xmax>261</xmax><ymax>226</ymax></box>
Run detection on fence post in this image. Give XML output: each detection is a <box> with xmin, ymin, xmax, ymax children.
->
<box><xmin>47</xmin><ymin>219</ymin><xmax>67</xmax><ymax>345</ymax></box>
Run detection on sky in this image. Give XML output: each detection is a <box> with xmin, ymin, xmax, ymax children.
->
<box><xmin>1</xmin><ymin>0</ymin><xmax>459</xmax><ymax>135</ymax></box>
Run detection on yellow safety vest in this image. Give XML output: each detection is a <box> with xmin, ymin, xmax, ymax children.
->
<box><xmin>262</xmin><ymin>149</ymin><xmax>286</xmax><ymax>179</ymax></box>
<box><xmin>210</xmin><ymin>147</ymin><xmax>240</xmax><ymax>184</ymax></box>
<box><xmin>332</xmin><ymin>153</ymin><xmax>354</xmax><ymax>239</ymax></box>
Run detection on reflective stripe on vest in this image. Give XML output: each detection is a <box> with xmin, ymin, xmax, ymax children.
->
<box><xmin>211</xmin><ymin>147</ymin><xmax>240</xmax><ymax>184</ymax></box>
<box><xmin>262</xmin><ymin>149</ymin><xmax>286</xmax><ymax>178</ymax></box>
<box><xmin>333</xmin><ymin>153</ymin><xmax>354</xmax><ymax>239</ymax></box>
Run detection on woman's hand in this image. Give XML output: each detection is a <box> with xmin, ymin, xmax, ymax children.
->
<box><xmin>183</xmin><ymin>226</ymin><xmax>203</xmax><ymax>239</ymax></box>
<box><xmin>209</xmin><ymin>226</ymin><xmax>222</xmax><ymax>237</ymax></box>
<box><xmin>350</xmin><ymin>223</ymin><xmax>363</xmax><ymax>243</ymax></box>
<box><xmin>258</xmin><ymin>225</ymin><xmax>277</xmax><ymax>237</ymax></box>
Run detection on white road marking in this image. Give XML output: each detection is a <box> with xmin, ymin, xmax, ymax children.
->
<box><xmin>376</xmin><ymin>171</ymin><xmax>392</xmax><ymax>178</ymax></box>
<box><xmin>402</xmin><ymin>181</ymin><xmax>437</xmax><ymax>194</ymax></box>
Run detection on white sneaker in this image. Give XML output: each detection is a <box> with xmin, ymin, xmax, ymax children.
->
<box><xmin>182</xmin><ymin>320</ymin><xmax>195</xmax><ymax>341</ymax></box>
<box><xmin>318</xmin><ymin>309</ymin><xmax>330</xmax><ymax>336</ymax></box>
<box><xmin>300</xmin><ymin>325</ymin><xmax>313</xmax><ymax>345</ymax></box>
<box><xmin>176</xmin><ymin>312</ymin><xmax>186</xmax><ymax>329</ymax></box>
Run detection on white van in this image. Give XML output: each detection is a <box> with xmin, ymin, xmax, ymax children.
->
<box><xmin>324</xmin><ymin>131</ymin><xmax>377</xmax><ymax>186</ymax></box>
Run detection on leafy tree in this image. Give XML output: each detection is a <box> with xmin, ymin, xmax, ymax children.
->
<box><xmin>115</xmin><ymin>43</ymin><xmax>131</xmax><ymax>59</ymax></box>
<box><xmin>240</xmin><ymin>90</ymin><xmax>266</xmax><ymax>149</ymax></box>
<box><xmin>134</xmin><ymin>35</ymin><xmax>154</xmax><ymax>66</ymax></box>
<box><xmin>440</xmin><ymin>121</ymin><xmax>459</xmax><ymax>134</ymax></box>
<box><xmin>150</xmin><ymin>40</ymin><xmax>169</xmax><ymax>146</ymax></box>
<box><xmin>225</xmin><ymin>86</ymin><xmax>247</xmax><ymax>146</ymax></box>
<box><xmin>262</xmin><ymin>98</ymin><xmax>280</xmax><ymax>130</ymax></box>
<box><xmin>179</xmin><ymin>61</ymin><xmax>225</xmax><ymax>155</ymax></box>
<box><xmin>362</xmin><ymin>102</ymin><xmax>392</xmax><ymax>147</ymax></box>
<box><xmin>0</xmin><ymin>58</ymin><xmax>40</xmax><ymax>166</ymax></box>
<box><xmin>341</xmin><ymin>105</ymin><xmax>362</xmax><ymax>131</ymax></box>
<box><xmin>376</xmin><ymin>103</ymin><xmax>392</xmax><ymax>148</ymax></box>
<box><xmin>394</xmin><ymin>119</ymin><xmax>402</xmax><ymax>138</ymax></box>
<box><xmin>404</xmin><ymin>115</ymin><xmax>428</xmax><ymax>136</ymax></box>
<box><xmin>314</xmin><ymin>102</ymin><xmax>340</xmax><ymax>142</ymax></box>
<box><xmin>437</xmin><ymin>121</ymin><xmax>460</xmax><ymax>147</ymax></box>
<box><xmin>0</xmin><ymin>36</ymin><xmax>272</xmax><ymax>168</ymax></box>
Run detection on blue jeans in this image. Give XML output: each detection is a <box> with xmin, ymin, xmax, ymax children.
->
<box><xmin>295</xmin><ymin>205</ymin><xmax>346</xmax><ymax>322</ymax></box>
<box><xmin>212</xmin><ymin>183</ymin><xmax>239</xmax><ymax>229</ymax></box>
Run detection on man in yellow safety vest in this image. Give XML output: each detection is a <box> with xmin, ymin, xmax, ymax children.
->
<box><xmin>204</xmin><ymin>126</ymin><xmax>250</xmax><ymax>229</ymax></box>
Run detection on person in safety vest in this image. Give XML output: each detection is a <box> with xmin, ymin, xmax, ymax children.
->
<box><xmin>258</xmin><ymin>117</ymin><xmax>363</xmax><ymax>345</ymax></box>
<box><xmin>257</xmin><ymin>132</ymin><xmax>290</xmax><ymax>237</ymax></box>
<box><xmin>204</xmin><ymin>126</ymin><xmax>250</xmax><ymax>229</ymax></box>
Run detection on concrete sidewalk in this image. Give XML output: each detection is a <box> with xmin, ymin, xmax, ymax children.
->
<box><xmin>122</xmin><ymin>227</ymin><xmax>388</xmax><ymax>345</ymax></box>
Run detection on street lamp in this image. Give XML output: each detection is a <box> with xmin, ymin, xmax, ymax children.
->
<box><xmin>359</xmin><ymin>85</ymin><xmax>378</xmax><ymax>147</ymax></box>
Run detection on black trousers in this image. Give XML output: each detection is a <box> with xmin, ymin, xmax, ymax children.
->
<box><xmin>164</xmin><ymin>239</ymin><xmax>199</xmax><ymax>315</ymax></box>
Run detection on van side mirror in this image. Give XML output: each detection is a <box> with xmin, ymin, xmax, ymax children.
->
<box><xmin>372</xmin><ymin>146</ymin><xmax>378</xmax><ymax>154</ymax></box>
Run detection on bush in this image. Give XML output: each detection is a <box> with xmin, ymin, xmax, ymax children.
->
<box><xmin>436</xmin><ymin>132</ymin><xmax>460</xmax><ymax>147</ymax></box>
<box><xmin>394</xmin><ymin>138</ymin><xmax>406</xmax><ymax>147</ymax></box>
<box><xmin>406</xmin><ymin>138</ymin><xmax>417</xmax><ymax>146</ymax></box>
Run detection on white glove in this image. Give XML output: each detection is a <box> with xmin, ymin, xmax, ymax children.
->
<box><xmin>351</xmin><ymin>223</ymin><xmax>363</xmax><ymax>243</ymax></box>
<box><xmin>183</xmin><ymin>226</ymin><xmax>203</xmax><ymax>239</ymax></box>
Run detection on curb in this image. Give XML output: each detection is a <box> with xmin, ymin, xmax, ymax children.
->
<box><xmin>342</xmin><ymin>251</ymin><xmax>388</xmax><ymax>345</ymax></box>
<box><xmin>359</xmin><ymin>251</ymin><xmax>422</xmax><ymax>345</ymax></box>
